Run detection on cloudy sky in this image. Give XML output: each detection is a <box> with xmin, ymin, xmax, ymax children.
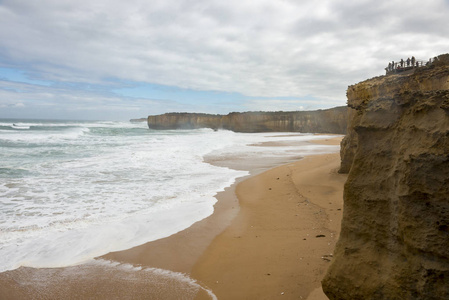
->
<box><xmin>1</xmin><ymin>0</ymin><xmax>449</xmax><ymax>120</ymax></box>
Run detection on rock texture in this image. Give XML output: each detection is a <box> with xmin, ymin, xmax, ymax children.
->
<box><xmin>147</xmin><ymin>107</ymin><xmax>348</xmax><ymax>134</ymax></box>
<box><xmin>323</xmin><ymin>54</ymin><xmax>449</xmax><ymax>299</ymax></box>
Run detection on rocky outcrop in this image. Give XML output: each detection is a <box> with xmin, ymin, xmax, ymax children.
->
<box><xmin>130</xmin><ymin>118</ymin><xmax>147</xmax><ymax>123</ymax></box>
<box><xmin>147</xmin><ymin>107</ymin><xmax>348</xmax><ymax>134</ymax></box>
<box><xmin>323</xmin><ymin>54</ymin><xmax>449</xmax><ymax>299</ymax></box>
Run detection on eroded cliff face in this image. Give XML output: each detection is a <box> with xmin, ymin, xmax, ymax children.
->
<box><xmin>323</xmin><ymin>54</ymin><xmax>449</xmax><ymax>299</ymax></box>
<box><xmin>147</xmin><ymin>107</ymin><xmax>347</xmax><ymax>134</ymax></box>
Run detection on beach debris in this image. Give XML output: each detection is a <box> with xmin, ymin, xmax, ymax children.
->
<box><xmin>316</xmin><ymin>234</ymin><xmax>326</xmax><ymax>238</ymax></box>
<box><xmin>321</xmin><ymin>254</ymin><xmax>333</xmax><ymax>262</ymax></box>
<box><xmin>281</xmin><ymin>292</ymin><xmax>285</xmax><ymax>295</ymax></box>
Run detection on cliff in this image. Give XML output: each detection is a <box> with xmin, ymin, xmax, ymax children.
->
<box><xmin>147</xmin><ymin>107</ymin><xmax>348</xmax><ymax>134</ymax></box>
<box><xmin>322</xmin><ymin>54</ymin><xmax>449</xmax><ymax>299</ymax></box>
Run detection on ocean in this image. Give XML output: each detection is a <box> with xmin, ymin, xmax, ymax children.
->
<box><xmin>0</xmin><ymin>119</ymin><xmax>339</xmax><ymax>275</ymax></box>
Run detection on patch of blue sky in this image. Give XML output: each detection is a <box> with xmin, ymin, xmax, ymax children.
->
<box><xmin>0</xmin><ymin>67</ymin><xmax>52</xmax><ymax>87</ymax></box>
<box><xmin>113</xmin><ymin>81</ymin><xmax>243</xmax><ymax>102</ymax></box>
<box><xmin>113</xmin><ymin>81</ymin><xmax>318</xmax><ymax>110</ymax></box>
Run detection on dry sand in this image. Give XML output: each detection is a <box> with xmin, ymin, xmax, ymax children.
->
<box><xmin>0</xmin><ymin>137</ymin><xmax>346</xmax><ymax>300</ymax></box>
<box><xmin>192</xmin><ymin>146</ymin><xmax>346</xmax><ymax>299</ymax></box>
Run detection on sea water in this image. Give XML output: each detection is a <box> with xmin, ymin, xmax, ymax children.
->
<box><xmin>0</xmin><ymin>119</ymin><xmax>339</xmax><ymax>273</ymax></box>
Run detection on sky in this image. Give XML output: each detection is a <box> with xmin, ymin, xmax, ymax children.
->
<box><xmin>1</xmin><ymin>0</ymin><xmax>449</xmax><ymax>121</ymax></box>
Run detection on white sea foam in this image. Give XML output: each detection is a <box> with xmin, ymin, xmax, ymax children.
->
<box><xmin>0</xmin><ymin>120</ymin><xmax>340</xmax><ymax>272</ymax></box>
<box><xmin>91</xmin><ymin>259</ymin><xmax>218</xmax><ymax>299</ymax></box>
<box><xmin>9</xmin><ymin>258</ymin><xmax>217</xmax><ymax>299</ymax></box>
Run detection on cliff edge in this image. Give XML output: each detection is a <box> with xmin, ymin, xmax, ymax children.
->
<box><xmin>322</xmin><ymin>54</ymin><xmax>449</xmax><ymax>299</ymax></box>
<box><xmin>147</xmin><ymin>107</ymin><xmax>347</xmax><ymax>134</ymax></box>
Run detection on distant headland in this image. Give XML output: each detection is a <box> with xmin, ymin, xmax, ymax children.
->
<box><xmin>142</xmin><ymin>106</ymin><xmax>348</xmax><ymax>134</ymax></box>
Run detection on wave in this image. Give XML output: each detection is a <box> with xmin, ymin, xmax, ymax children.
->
<box><xmin>0</xmin><ymin>124</ymin><xmax>30</xmax><ymax>131</ymax></box>
<box><xmin>92</xmin><ymin>259</ymin><xmax>217</xmax><ymax>300</ymax></box>
<box><xmin>5</xmin><ymin>258</ymin><xmax>217</xmax><ymax>299</ymax></box>
<box><xmin>11</xmin><ymin>124</ymin><xmax>31</xmax><ymax>130</ymax></box>
<box><xmin>0</xmin><ymin>126</ymin><xmax>91</xmax><ymax>144</ymax></box>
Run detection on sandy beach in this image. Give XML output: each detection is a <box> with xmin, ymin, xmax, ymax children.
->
<box><xmin>0</xmin><ymin>136</ymin><xmax>346</xmax><ymax>299</ymax></box>
<box><xmin>192</xmin><ymin>138</ymin><xmax>346</xmax><ymax>300</ymax></box>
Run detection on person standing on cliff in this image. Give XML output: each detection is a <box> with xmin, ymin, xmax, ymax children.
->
<box><xmin>407</xmin><ymin>57</ymin><xmax>411</xmax><ymax>67</ymax></box>
<box><xmin>412</xmin><ymin>56</ymin><xmax>416</xmax><ymax>67</ymax></box>
<box><xmin>400</xmin><ymin>59</ymin><xmax>404</xmax><ymax>67</ymax></box>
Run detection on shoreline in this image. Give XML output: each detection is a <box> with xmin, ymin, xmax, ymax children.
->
<box><xmin>0</xmin><ymin>136</ymin><xmax>345</xmax><ymax>299</ymax></box>
<box><xmin>100</xmin><ymin>138</ymin><xmax>320</xmax><ymax>273</ymax></box>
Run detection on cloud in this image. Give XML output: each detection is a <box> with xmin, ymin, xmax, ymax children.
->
<box><xmin>0</xmin><ymin>79</ymin><xmax>186</xmax><ymax>120</ymax></box>
<box><xmin>242</xmin><ymin>97</ymin><xmax>345</xmax><ymax>112</ymax></box>
<box><xmin>243</xmin><ymin>99</ymin><xmax>308</xmax><ymax>112</ymax></box>
<box><xmin>1</xmin><ymin>0</ymin><xmax>449</xmax><ymax>119</ymax></box>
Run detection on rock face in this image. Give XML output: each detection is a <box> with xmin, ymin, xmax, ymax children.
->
<box><xmin>147</xmin><ymin>107</ymin><xmax>348</xmax><ymax>134</ymax></box>
<box><xmin>323</xmin><ymin>54</ymin><xmax>449</xmax><ymax>299</ymax></box>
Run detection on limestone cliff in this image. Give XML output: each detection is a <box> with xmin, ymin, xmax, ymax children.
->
<box><xmin>323</xmin><ymin>54</ymin><xmax>449</xmax><ymax>299</ymax></box>
<box><xmin>147</xmin><ymin>107</ymin><xmax>347</xmax><ymax>134</ymax></box>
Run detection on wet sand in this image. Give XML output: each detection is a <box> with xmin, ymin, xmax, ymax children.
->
<box><xmin>0</xmin><ymin>136</ymin><xmax>346</xmax><ymax>299</ymax></box>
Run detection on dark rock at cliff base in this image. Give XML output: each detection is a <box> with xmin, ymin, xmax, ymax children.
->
<box><xmin>323</xmin><ymin>53</ymin><xmax>449</xmax><ymax>300</ymax></box>
<box><xmin>146</xmin><ymin>107</ymin><xmax>348</xmax><ymax>134</ymax></box>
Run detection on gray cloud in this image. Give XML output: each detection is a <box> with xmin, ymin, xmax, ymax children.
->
<box><xmin>1</xmin><ymin>0</ymin><xmax>449</xmax><ymax>116</ymax></box>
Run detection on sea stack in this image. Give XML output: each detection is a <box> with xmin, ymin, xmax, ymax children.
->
<box><xmin>323</xmin><ymin>54</ymin><xmax>449</xmax><ymax>299</ymax></box>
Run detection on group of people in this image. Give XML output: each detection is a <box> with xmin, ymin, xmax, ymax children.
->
<box><xmin>386</xmin><ymin>56</ymin><xmax>418</xmax><ymax>73</ymax></box>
